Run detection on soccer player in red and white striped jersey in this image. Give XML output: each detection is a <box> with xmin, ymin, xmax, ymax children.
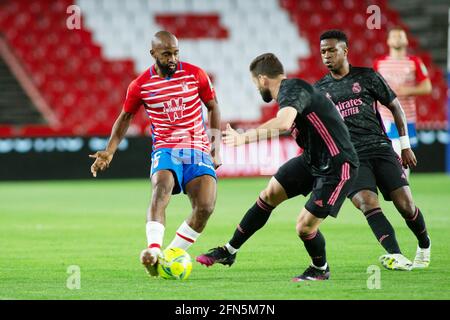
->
<box><xmin>374</xmin><ymin>27</ymin><xmax>432</xmax><ymax>158</ymax></box>
<box><xmin>124</xmin><ymin>55</ymin><xmax>214</xmax><ymax>154</ymax></box>
<box><xmin>89</xmin><ymin>31</ymin><xmax>221</xmax><ymax>276</ymax></box>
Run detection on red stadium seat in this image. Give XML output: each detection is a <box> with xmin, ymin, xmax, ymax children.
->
<box><xmin>155</xmin><ymin>14</ymin><xmax>228</xmax><ymax>39</ymax></box>
<box><xmin>280</xmin><ymin>0</ymin><xmax>447</xmax><ymax>129</ymax></box>
<box><xmin>0</xmin><ymin>0</ymin><xmax>446</xmax><ymax>136</ymax></box>
<box><xmin>0</xmin><ymin>0</ymin><xmax>138</xmax><ymax>136</ymax></box>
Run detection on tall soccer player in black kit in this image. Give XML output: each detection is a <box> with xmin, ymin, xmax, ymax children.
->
<box><xmin>314</xmin><ymin>30</ymin><xmax>431</xmax><ymax>270</ymax></box>
<box><xmin>196</xmin><ymin>53</ymin><xmax>359</xmax><ymax>281</ymax></box>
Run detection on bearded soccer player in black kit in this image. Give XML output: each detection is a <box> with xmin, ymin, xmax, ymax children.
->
<box><xmin>314</xmin><ymin>30</ymin><xmax>430</xmax><ymax>270</ymax></box>
<box><xmin>196</xmin><ymin>53</ymin><xmax>359</xmax><ymax>281</ymax></box>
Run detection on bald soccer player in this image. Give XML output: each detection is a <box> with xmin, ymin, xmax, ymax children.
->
<box><xmin>89</xmin><ymin>31</ymin><xmax>222</xmax><ymax>276</ymax></box>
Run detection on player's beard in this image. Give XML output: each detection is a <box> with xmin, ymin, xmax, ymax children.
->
<box><xmin>259</xmin><ymin>88</ymin><xmax>273</xmax><ymax>103</ymax></box>
<box><xmin>156</xmin><ymin>59</ymin><xmax>176</xmax><ymax>77</ymax></box>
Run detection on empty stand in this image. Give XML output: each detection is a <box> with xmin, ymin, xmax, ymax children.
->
<box><xmin>279</xmin><ymin>0</ymin><xmax>447</xmax><ymax>128</ymax></box>
<box><xmin>0</xmin><ymin>53</ymin><xmax>45</xmax><ymax>125</ymax></box>
<box><xmin>79</xmin><ymin>0</ymin><xmax>310</xmax><ymax>122</ymax></box>
<box><xmin>0</xmin><ymin>0</ymin><xmax>446</xmax><ymax>136</ymax></box>
<box><xmin>0</xmin><ymin>0</ymin><xmax>138</xmax><ymax>136</ymax></box>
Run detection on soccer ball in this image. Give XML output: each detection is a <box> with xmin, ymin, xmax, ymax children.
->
<box><xmin>157</xmin><ymin>247</ymin><xmax>192</xmax><ymax>280</ymax></box>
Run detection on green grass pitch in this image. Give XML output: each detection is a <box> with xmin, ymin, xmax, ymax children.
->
<box><xmin>0</xmin><ymin>174</ymin><xmax>449</xmax><ymax>300</ymax></box>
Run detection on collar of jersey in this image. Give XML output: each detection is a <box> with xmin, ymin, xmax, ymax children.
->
<box><xmin>329</xmin><ymin>64</ymin><xmax>353</xmax><ymax>81</ymax></box>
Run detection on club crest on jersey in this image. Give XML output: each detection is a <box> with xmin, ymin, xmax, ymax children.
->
<box><xmin>181</xmin><ymin>81</ymin><xmax>189</xmax><ymax>92</ymax></box>
<box><xmin>352</xmin><ymin>82</ymin><xmax>361</xmax><ymax>93</ymax></box>
<box><xmin>163</xmin><ymin>98</ymin><xmax>185</xmax><ymax>122</ymax></box>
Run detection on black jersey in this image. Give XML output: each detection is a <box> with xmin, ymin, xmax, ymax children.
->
<box><xmin>277</xmin><ymin>78</ymin><xmax>358</xmax><ymax>173</ymax></box>
<box><xmin>314</xmin><ymin>66</ymin><xmax>397</xmax><ymax>158</ymax></box>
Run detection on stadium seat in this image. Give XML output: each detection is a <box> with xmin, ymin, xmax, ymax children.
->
<box><xmin>0</xmin><ymin>0</ymin><xmax>445</xmax><ymax>136</ymax></box>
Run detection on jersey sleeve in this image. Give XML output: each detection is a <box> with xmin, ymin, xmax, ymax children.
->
<box><xmin>123</xmin><ymin>80</ymin><xmax>142</xmax><ymax>114</ymax></box>
<box><xmin>278</xmin><ymin>81</ymin><xmax>311</xmax><ymax>114</ymax></box>
<box><xmin>412</xmin><ymin>56</ymin><xmax>429</xmax><ymax>83</ymax></box>
<box><xmin>368</xmin><ymin>70</ymin><xmax>397</xmax><ymax>106</ymax></box>
<box><xmin>196</xmin><ymin>67</ymin><xmax>216</xmax><ymax>104</ymax></box>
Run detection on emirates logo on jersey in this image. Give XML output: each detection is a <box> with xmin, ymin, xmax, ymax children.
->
<box><xmin>352</xmin><ymin>82</ymin><xmax>361</xmax><ymax>93</ymax></box>
<box><xmin>163</xmin><ymin>98</ymin><xmax>186</xmax><ymax>122</ymax></box>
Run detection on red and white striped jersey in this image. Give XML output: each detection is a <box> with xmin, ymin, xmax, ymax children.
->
<box><xmin>123</xmin><ymin>61</ymin><xmax>215</xmax><ymax>153</ymax></box>
<box><xmin>374</xmin><ymin>55</ymin><xmax>429</xmax><ymax>123</ymax></box>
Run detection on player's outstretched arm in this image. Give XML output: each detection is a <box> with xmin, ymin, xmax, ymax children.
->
<box><xmin>89</xmin><ymin>110</ymin><xmax>134</xmax><ymax>177</ymax></box>
<box><xmin>385</xmin><ymin>98</ymin><xmax>417</xmax><ymax>169</ymax></box>
<box><xmin>222</xmin><ymin>107</ymin><xmax>297</xmax><ymax>147</ymax></box>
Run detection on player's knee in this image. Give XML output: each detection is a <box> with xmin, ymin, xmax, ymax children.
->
<box><xmin>259</xmin><ymin>189</ymin><xmax>279</xmax><ymax>208</ymax></box>
<box><xmin>296</xmin><ymin>223</ymin><xmax>315</xmax><ymax>238</ymax></box>
<box><xmin>296</xmin><ymin>218</ymin><xmax>314</xmax><ymax>237</ymax></box>
<box><xmin>395</xmin><ymin>199</ymin><xmax>416</xmax><ymax>219</ymax></box>
<box><xmin>352</xmin><ymin>193</ymin><xmax>379</xmax><ymax>213</ymax></box>
<box><xmin>193</xmin><ymin>203</ymin><xmax>215</xmax><ymax>219</ymax></box>
<box><xmin>152</xmin><ymin>181</ymin><xmax>174</xmax><ymax>199</ymax></box>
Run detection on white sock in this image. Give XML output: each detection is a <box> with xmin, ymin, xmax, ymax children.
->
<box><xmin>146</xmin><ymin>221</ymin><xmax>165</xmax><ymax>255</ymax></box>
<box><xmin>312</xmin><ymin>262</ymin><xmax>328</xmax><ymax>271</ymax></box>
<box><xmin>167</xmin><ymin>221</ymin><xmax>200</xmax><ymax>251</ymax></box>
<box><xmin>225</xmin><ymin>243</ymin><xmax>238</xmax><ymax>254</ymax></box>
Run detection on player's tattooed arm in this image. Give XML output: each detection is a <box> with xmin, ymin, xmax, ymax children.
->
<box><xmin>89</xmin><ymin>110</ymin><xmax>134</xmax><ymax>177</ymax></box>
<box><xmin>222</xmin><ymin>107</ymin><xmax>297</xmax><ymax>146</ymax></box>
<box><xmin>205</xmin><ymin>98</ymin><xmax>222</xmax><ymax>169</ymax></box>
<box><xmin>385</xmin><ymin>98</ymin><xmax>417</xmax><ymax>169</ymax></box>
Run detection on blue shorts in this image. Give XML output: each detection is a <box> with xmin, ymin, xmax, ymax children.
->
<box><xmin>384</xmin><ymin>121</ymin><xmax>418</xmax><ymax>148</ymax></box>
<box><xmin>150</xmin><ymin>148</ymin><xmax>217</xmax><ymax>194</ymax></box>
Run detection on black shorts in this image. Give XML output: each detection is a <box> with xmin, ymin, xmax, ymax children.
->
<box><xmin>274</xmin><ymin>155</ymin><xmax>358</xmax><ymax>219</ymax></box>
<box><xmin>348</xmin><ymin>147</ymin><xmax>409</xmax><ymax>201</ymax></box>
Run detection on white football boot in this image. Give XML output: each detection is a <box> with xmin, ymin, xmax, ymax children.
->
<box><xmin>412</xmin><ymin>239</ymin><xmax>431</xmax><ymax>269</ymax></box>
<box><xmin>379</xmin><ymin>253</ymin><xmax>413</xmax><ymax>271</ymax></box>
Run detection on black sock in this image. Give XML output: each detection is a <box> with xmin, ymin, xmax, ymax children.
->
<box><xmin>364</xmin><ymin>208</ymin><xmax>402</xmax><ymax>254</ymax></box>
<box><xmin>405</xmin><ymin>207</ymin><xmax>430</xmax><ymax>249</ymax></box>
<box><xmin>228</xmin><ymin>197</ymin><xmax>274</xmax><ymax>250</ymax></box>
<box><xmin>300</xmin><ymin>229</ymin><xmax>327</xmax><ymax>268</ymax></box>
